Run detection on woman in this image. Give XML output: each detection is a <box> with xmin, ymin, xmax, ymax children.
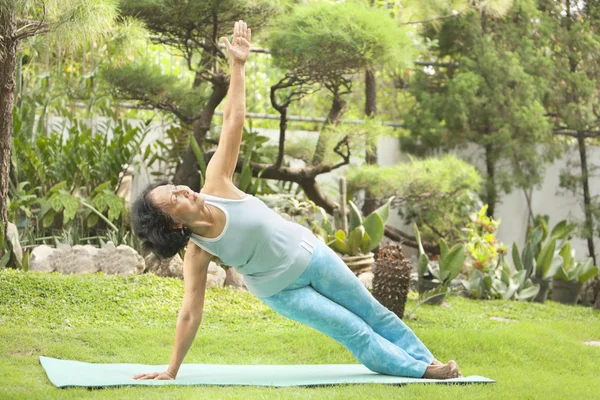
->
<box><xmin>131</xmin><ymin>20</ymin><xmax>461</xmax><ymax>381</ymax></box>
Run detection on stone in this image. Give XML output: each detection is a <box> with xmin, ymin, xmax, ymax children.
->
<box><xmin>55</xmin><ymin>245</ymin><xmax>98</xmax><ymax>274</ymax></box>
<box><xmin>144</xmin><ymin>253</ymin><xmax>183</xmax><ymax>278</ymax></box>
<box><xmin>358</xmin><ymin>272</ymin><xmax>374</xmax><ymax>290</ymax></box>
<box><xmin>410</xmin><ymin>271</ymin><xmax>418</xmax><ymax>291</ymax></box>
<box><xmin>95</xmin><ymin>244</ymin><xmax>144</xmax><ymax>276</ymax></box>
<box><xmin>29</xmin><ymin>245</ymin><xmax>56</xmax><ymax>272</ymax></box>
<box><xmin>489</xmin><ymin>316</ymin><xmax>514</xmax><ymax>323</ymax></box>
<box><xmin>224</xmin><ymin>267</ymin><xmax>247</xmax><ymax>290</ymax></box>
<box><xmin>206</xmin><ymin>262</ymin><xmax>226</xmax><ymax>289</ymax></box>
<box><xmin>583</xmin><ymin>341</ymin><xmax>600</xmax><ymax>347</ymax></box>
<box><xmin>6</xmin><ymin>222</ymin><xmax>22</xmax><ymax>266</ymax></box>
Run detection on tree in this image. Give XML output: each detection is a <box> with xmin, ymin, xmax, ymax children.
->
<box><xmin>0</xmin><ymin>0</ymin><xmax>118</xmax><ymax>235</ymax></box>
<box><xmin>239</xmin><ymin>0</ymin><xmax>412</xmax><ymax>213</ymax></box>
<box><xmin>104</xmin><ymin>0</ymin><xmax>280</xmax><ymax>190</ymax></box>
<box><xmin>542</xmin><ymin>0</ymin><xmax>600</xmax><ymax>267</ymax></box>
<box><xmin>401</xmin><ymin>0</ymin><xmax>560</xmax><ymax>219</ymax></box>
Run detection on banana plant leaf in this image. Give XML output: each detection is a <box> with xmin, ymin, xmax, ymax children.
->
<box><xmin>360</xmin><ymin>231</ymin><xmax>371</xmax><ymax>255</ymax></box>
<box><xmin>362</xmin><ymin>213</ymin><xmax>383</xmax><ymax>252</ymax></box>
<box><xmin>348</xmin><ymin>201</ymin><xmax>362</xmax><ymax>233</ymax></box>
<box><xmin>440</xmin><ymin>239</ymin><xmax>449</xmax><ymax>261</ymax></box>
<box><xmin>516</xmin><ymin>284</ymin><xmax>540</xmax><ymax>301</ymax></box>
<box><xmin>535</xmin><ymin>239</ymin><xmax>556</xmax><ymax>278</ymax></box>
<box><xmin>522</xmin><ymin>243</ymin><xmax>535</xmax><ymax>278</ymax></box>
<box><xmin>328</xmin><ymin>237</ymin><xmax>351</xmax><ymax>255</ymax></box>
<box><xmin>369</xmin><ymin>196</ymin><xmax>395</xmax><ymax>224</ymax></box>
<box><xmin>440</xmin><ymin>244</ymin><xmax>465</xmax><ymax>283</ymax></box>
<box><xmin>579</xmin><ymin>265</ymin><xmax>599</xmax><ymax>284</ymax></box>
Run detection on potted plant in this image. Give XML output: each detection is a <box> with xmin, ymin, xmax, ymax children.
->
<box><xmin>511</xmin><ymin>238</ymin><xmax>563</xmax><ymax>303</ymax></box>
<box><xmin>325</xmin><ymin>197</ymin><xmax>394</xmax><ymax>275</ymax></box>
<box><xmin>521</xmin><ymin>219</ymin><xmax>575</xmax><ymax>302</ymax></box>
<box><xmin>551</xmin><ymin>250</ymin><xmax>598</xmax><ymax>305</ymax></box>
<box><xmin>414</xmin><ymin>224</ymin><xmax>465</xmax><ymax>305</ymax></box>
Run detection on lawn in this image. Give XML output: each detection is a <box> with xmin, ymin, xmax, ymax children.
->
<box><xmin>1</xmin><ymin>269</ymin><xmax>599</xmax><ymax>399</ymax></box>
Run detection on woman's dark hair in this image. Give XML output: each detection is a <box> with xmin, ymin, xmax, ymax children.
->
<box><xmin>130</xmin><ymin>180</ymin><xmax>192</xmax><ymax>259</ymax></box>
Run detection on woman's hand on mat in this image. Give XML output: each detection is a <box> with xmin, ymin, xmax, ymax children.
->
<box><xmin>220</xmin><ymin>20</ymin><xmax>251</xmax><ymax>64</ymax></box>
<box><xmin>133</xmin><ymin>371</ymin><xmax>176</xmax><ymax>380</ymax></box>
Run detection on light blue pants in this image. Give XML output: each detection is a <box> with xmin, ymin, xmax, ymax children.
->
<box><xmin>258</xmin><ymin>240</ymin><xmax>434</xmax><ymax>378</ymax></box>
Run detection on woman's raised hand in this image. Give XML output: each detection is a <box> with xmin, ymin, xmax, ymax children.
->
<box><xmin>220</xmin><ymin>20</ymin><xmax>252</xmax><ymax>64</ymax></box>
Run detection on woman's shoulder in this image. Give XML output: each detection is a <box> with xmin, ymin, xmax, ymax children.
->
<box><xmin>200</xmin><ymin>182</ymin><xmax>248</xmax><ymax>200</ymax></box>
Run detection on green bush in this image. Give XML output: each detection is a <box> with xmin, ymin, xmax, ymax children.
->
<box><xmin>346</xmin><ymin>154</ymin><xmax>483</xmax><ymax>245</ymax></box>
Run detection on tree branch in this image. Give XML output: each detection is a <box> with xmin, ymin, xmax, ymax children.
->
<box><xmin>553</xmin><ymin>129</ymin><xmax>600</xmax><ymax>138</ymax></box>
<box><xmin>384</xmin><ymin>225</ymin><xmax>440</xmax><ymax>254</ymax></box>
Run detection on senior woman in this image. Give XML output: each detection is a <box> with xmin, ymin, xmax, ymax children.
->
<box><xmin>130</xmin><ymin>20</ymin><xmax>461</xmax><ymax>381</ymax></box>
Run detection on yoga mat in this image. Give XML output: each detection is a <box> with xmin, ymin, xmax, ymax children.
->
<box><xmin>40</xmin><ymin>356</ymin><xmax>495</xmax><ymax>388</ymax></box>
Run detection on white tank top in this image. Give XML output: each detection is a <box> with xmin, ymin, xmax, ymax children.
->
<box><xmin>188</xmin><ymin>193</ymin><xmax>318</xmax><ymax>298</ymax></box>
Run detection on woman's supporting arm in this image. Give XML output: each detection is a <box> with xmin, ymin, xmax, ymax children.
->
<box><xmin>204</xmin><ymin>20</ymin><xmax>251</xmax><ymax>186</ymax></box>
<box><xmin>133</xmin><ymin>244</ymin><xmax>213</xmax><ymax>380</ymax></box>
<box><xmin>166</xmin><ymin>245</ymin><xmax>213</xmax><ymax>377</ymax></box>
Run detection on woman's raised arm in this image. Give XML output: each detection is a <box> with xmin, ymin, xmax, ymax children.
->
<box><xmin>204</xmin><ymin>20</ymin><xmax>251</xmax><ymax>187</ymax></box>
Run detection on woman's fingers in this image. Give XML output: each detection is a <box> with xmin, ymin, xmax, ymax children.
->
<box><xmin>133</xmin><ymin>372</ymin><xmax>158</xmax><ymax>380</ymax></box>
<box><xmin>220</xmin><ymin>36</ymin><xmax>232</xmax><ymax>51</ymax></box>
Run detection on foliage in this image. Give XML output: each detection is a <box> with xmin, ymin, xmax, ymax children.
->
<box><xmin>10</xmin><ymin>99</ymin><xmax>147</xmax><ymax>249</ymax></box>
<box><xmin>0</xmin><ymin>222</ymin><xmax>29</xmax><ymax>270</ymax></box>
<box><xmin>460</xmin><ymin>206</ymin><xmax>546</xmax><ymax>301</ymax></box>
<box><xmin>511</xmin><ymin>217</ymin><xmax>577</xmax><ymax>281</ymax></box>
<box><xmin>553</xmin><ymin>257</ymin><xmax>599</xmax><ymax>285</ymax></box>
<box><xmin>414</xmin><ymin>223</ymin><xmax>465</xmax><ymax>303</ymax></box>
<box><xmin>414</xmin><ymin>223</ymin><xmax>465</xmax><ymax>284</ymax></box>
<box><xmin>346</xmin><ymin>154</ymin><xmax>483</xmax><ymax>244</ymax></box>
<box><xmin>101</xmin><ymin>64</ymin><xmax>206</xmax><ymax>124</ymax></box>
<box><xmin>325</xmin><ymin>197</ymin><xmax>394</xmax><ymax>256</ymax></box>
<box><xmin>2</xmin><ymin>0</ymin><xmax>119</xmax><ymax>62</ymax></box>
<box><xmin>12</xmin><ymin>96</ymin><xmax>153</xmax><ymax>194</ymax></box>
<box><xmin>268</xmin><ymin>0</ymin><xmax>412</xmax><ymax>80</ymax></box>
<box><xmin>402</xmin><ymin>1</ymin><xmax>561</xmax><ymax>216</ymax></box>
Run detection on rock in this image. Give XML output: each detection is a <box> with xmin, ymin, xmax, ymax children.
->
<box><xmin>206</xmin><ymin>262</ymin><xmax>226</xmax><ymax>289</ymax></box>
<box><xmin>583</xmin><ymin>341</ymin><xmax>600</xmax><ymax>347</ymax></box>
<box><xmin>358</xmin><ymin>272</ymin><xmax>374</xmax><ymax>290</ymax></box>
<box><xmin>29</xmin><ymin>245</ymin><xmax>56</xmax><ymax>272</ymax></box>
<box><xmin>224</xmin><ymin>267</ymin><xmax>247</xmax><ymax>290</ymax></box>
<box><xmin>410</xmin><ymin>271</ymin><xmax>418</xmax><ymax>291</ymax></box>
<box><xmin>95</xmin><ymin>244</ymin><xmax>144</xmax><ymax>276</ymax></box>
<box><xmin>489</xmin><ymin>316</ymin><xmax>514</xmax><ymax>323</ymax></box>
<box><xmin>6</xmin><ymin>222</ymin><xmax>22</xmax><ymax>266</ymax></box>
<box><xmin>55</xmin><ymin>245</ymin><xmax>98</xmax><ymax>274</ymax></box>
<box><xmin>145</xmin><ymin>253</ymin><xmax>183</xmax><ymax>278</ymax></box>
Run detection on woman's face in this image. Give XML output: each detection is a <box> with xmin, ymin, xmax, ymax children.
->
<box><xmin>150</xmin><ymin>183</ymin><xmax>205</xmax><ymax>226</ymax></box>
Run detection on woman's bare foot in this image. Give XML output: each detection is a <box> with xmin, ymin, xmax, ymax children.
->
<box><xmin>430</xmin><ymin>359</ymin><xmax>463</xmax><ymax>377</ymax></box>
<box><xmin>423</xmin><ymin>360</ymin><xmax>461</xmax><ymax>379</ymax></box>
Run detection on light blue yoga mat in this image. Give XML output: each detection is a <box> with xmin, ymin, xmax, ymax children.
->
<box><xmin>40</xmin><ymin>356</ymin><xmax>495</xmax><ymax>388</ymax></box>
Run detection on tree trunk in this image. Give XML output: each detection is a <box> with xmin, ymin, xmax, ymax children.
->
<box><xmin>576</xmin><ymin>131</ymin><xmax>597</xmax><ymax>265</ymax></box>
<box><xmin>311</xmin><ymin>92</ymin><xmax>346</xmax><ymax>166</ymax></box>
<box><xmin>173</xmin><ymin>75</ymin><xmax>229</xmax><ymax>190</ymax></box>
<box><xmin>274</xmin><ymin>106</ymin><xmax>287</xmax><ymax>168</ymax></box>
<box><xmin>362</xmin><ymin>68</ymin><xmax>379</xmax><ymax>216</ymax></box>
<box><xmin>0</xmin><ymin>7</ymin><xmax>17</xmax><ymax>233</ymax></box>
<box><xmin>484</xmin><ymin>143</ymin><xmax>497</xmax><ymax>218</ymax></box>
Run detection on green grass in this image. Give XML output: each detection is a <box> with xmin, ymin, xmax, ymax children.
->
<box><xmin>1</xmin><ymin>269</ymin><xmax>599</xmax><ymax>399</ymax></box>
